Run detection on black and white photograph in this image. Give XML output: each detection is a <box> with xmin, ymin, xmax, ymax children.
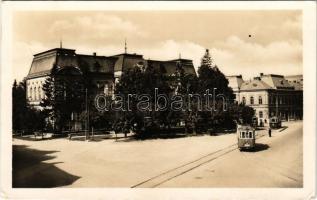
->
<box><xmin>0</xmin><ymin>1</ymin><xmax>316</xmax><ymax>200</ymax></box>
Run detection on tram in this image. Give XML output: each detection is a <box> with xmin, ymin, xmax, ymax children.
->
<box><xmin>237</xmin><ymin>125</ymin><xmax>256</xmax><ymax>150</ymax></box>
<box><xmin>269</xmin><ymin>116</ymin><xmax>282</xmax><ymax>129</ymax></box>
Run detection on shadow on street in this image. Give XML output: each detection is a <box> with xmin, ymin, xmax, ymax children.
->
<box><xmin>279</xmin><ymin>126</ymin><xmax>288</xmax><ymax>132</ymax></box>
<box><xmin>12</xmin><ymin>145</ymin><xmax>80</xmax><ymax>188</ymax></box>
<box><xmin>240</xmin><ymin>143</ymin><xmax>270</xmax><ymax>153</ymax></box>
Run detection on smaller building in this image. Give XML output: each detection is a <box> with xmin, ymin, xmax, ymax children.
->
<box><xmin>227</xmin><ymin>73</ymin><xmax>303</xmax><ymax>126</ymax></box>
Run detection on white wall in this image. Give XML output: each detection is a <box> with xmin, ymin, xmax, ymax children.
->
<box><xmin>26</xmin><ymin>76</ymin><xmax>48</xmax><ymax>106</ymax></box>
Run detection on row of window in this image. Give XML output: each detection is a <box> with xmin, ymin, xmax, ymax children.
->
<box><xmin>27</xmin><ymin>80</ymin><xmax>45</xmax><ymax>85</ymax></box>
<box><xmin>28</xmin><ymin>86</ymin><xmax>44</xmax><ymax>101</ymax></box>
<box><xmin>29</xmin><ymin>83</ymin><xmax>114</xmax><ymax>101</ymax></box>
<box><xmin>240</xmin><ymin>131</ymin><xmax>254</xmax><ymax>139</ymax></box>
<box><xmin>242</xmin><ymin>96</ymin><xmax>263</xmax><ymax>105</ymax></box>
<box><xmin>269</xmin><ymin>95</ymin><xmax>302</xmax><ymax>105</ymax></box>
<box><xmin>242</xmin><ymin>95</ymin><xmax>302</xmax><ymax>106</ymax></box>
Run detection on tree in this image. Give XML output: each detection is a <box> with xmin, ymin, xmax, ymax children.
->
<box><xmin>41</xmin><ymin>65</ymin><xmax>85</xmax><ymax>132</ymax></box>
<box><xmin>114</xmin><ymin>63</ymin><xmax>172</xmax><ymax>136</ymax></box>
<box><xmin>196</xmin><ymin>50</ymin><xmax>251</xmax><ymax>130</ymax></box>
<box><xmin>201</xmin><ymin>49</ymin><xmax>214</xmax><ymax>68</ymax></box>
<box><xmin>12</xmin><ymin>79</ymin><xmax>27</xmax><ymax>131</ymax></box>
<box><xmin>12</xmin><ymin>79</ymin><xmax>45</xmax><ymax>133</ymax></box>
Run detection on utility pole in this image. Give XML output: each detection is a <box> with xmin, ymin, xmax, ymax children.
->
<box><xmin>275</xmin><ymin>93</ymin><xmax>279</xmax><ymax>117</ymax></box>
<box><xmin>85</xmin><ymin>88</ymin><xmax>88</xmax><ymax>141</ymax></box>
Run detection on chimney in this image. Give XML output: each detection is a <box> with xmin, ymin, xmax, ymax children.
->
<box><xmin>93</xmin><ymin>52</ymin><xmax>97</xmax><ymax>56</ymax></box>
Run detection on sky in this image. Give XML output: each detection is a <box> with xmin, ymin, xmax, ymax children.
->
<box><xmin>12</xmin><ymin>10</ymin><xmax>302</xmax><ymax>82</ymax></box>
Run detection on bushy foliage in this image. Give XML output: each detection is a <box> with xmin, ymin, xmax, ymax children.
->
<box><xmin>114</xmin><ymin>50</ymin><xmax>256</xmax><ymax>135</ymax></box>
<box><xmin>12</xmin><ymin>80</ymin><xmax>46</xmax><ymax>133</ymax></box>
<box><xmin>40</xmin><ymin>65</ymin><xmax>85</xmax><ymax>132</ymax></box>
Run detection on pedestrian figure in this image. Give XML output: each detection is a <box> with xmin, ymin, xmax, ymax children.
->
<box><xmin>123</xmin><ymin>120</ymin><xmax>129</xmax><ymax>138</ymax></box>
<box><xmin>268</xmin><ymin>128</ymin><xmax>272</xmax><ymax>137</ymax></box>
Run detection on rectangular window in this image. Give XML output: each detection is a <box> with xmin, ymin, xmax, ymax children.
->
<box><xmin>259</xmin><ymin>111</ymin><xmax>263</xmax><ymax>118</ymax></box>
<box><xmin>250</xmin><ymin>97</ymin><xmax>254</xmax><ymax>105</ymax></box>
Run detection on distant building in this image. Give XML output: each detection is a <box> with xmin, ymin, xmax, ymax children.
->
<box><xmin>285</xmin><ymin>75</ymin><xmax>303</xmax><ymax>91</ymax></box>
<box><xmin>227</xmin><ymin>73</ymin><xmax>303</xmax><ymax>126</ymax></box>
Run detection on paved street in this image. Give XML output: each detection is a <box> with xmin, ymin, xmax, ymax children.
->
<box><xmin>158</xmin><ymin>121</ymin><xmax>303</xmax><ymax>187</ymax></box>
<box><xmin>13</xmin><ymin>121</ymin><xmax>302</xmax><ymax>188</ymax></box>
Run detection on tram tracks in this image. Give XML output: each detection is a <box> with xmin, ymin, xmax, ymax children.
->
<box><xmin>131</xmin><ymin>143</ymin><xmax>238</xmax><ymax>188</ymax></box>
<box><xmin>131</xmin><ymin>132</ymin><xmax>269</xmax><ymax>188</ymax></box>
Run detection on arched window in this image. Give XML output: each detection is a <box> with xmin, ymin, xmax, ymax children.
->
<box><xmin>32</xmin><ymin>87</ymin><xmax>36</xmax><ymax>100</ymax></box>
<box><xmin>242</xmin><ymin>97</ymin><xmax>246</xmax><ymax>104</ymax></box>
<box><xmin>38</xmin><ymin>87</ymin><xmax>41</xmax><ymax>99</ymax></box>
<box><xmin>250</xmin><ymin>96</ymin><xmax>254</xmax><ymax>105</ymax></box>
<box><xmin>259</xmin><ymin>96</ymin><xmax>262</xmax><ymax>104</ymax></box>
<box><xmin>34</xmin><ymin>87</ymin><xmax>38</xmax><ymax>100</ymax></box>
<box><xmin>29</xmin><ymin>87</ymin><xmax>33</xmax><ymax>100</ymax></box>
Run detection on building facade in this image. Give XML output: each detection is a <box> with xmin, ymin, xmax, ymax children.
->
<box><xmin>26</xmin><ymin>47</ymin><xmax>196</xmax><ymax>107</ymax></box>
<box><xmin>26</xmin><ymin>48</ymin><xmax>117</xmax><ymax>108</ymax></box>
<box><xmin>227</xmin><ymin>73</ymin><xmax>303</xmax><ymax>126</ymax></box>
<box><xmin>25</xmin><ymin>47</ymin><xmax>196</xmax><ymax>131</ymax></box>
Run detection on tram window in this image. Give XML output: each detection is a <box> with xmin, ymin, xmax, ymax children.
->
<box><xmin>242</xmin><ymin>132</ymin><xmax>245</xmax><ymax>138</ymax></box>
<box><xmin>249</xmin><ymin>132</ymin><xmax>252</xmax><ymax>138</ymax></box>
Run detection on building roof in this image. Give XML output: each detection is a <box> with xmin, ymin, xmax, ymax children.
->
<box><xmin>260</xmin><ymin>74</ymin><xmax>294</xmax><ymax>90</ymax></box>
<box><xmin>27</xmin><ymin>48</ymin><xmax>197</xmax><ymax>79</ymax></box>
<box><xmin>161</xmin><ymin>59</ymin><xmax>196</xmax><ymax>75</ymax></box>
<box><xmin>284</xmin><ymin>74</ymin><xmax>303</xmax><ymax>90</ymax></box>
<box><xmin>285</xmin><ymin>74</ymin><xmax>303</xmax><ymax>79</ymax></box>
<box><xmin>77</xmin><ymin>54</ymin><xmax>116</xmax><ymax>74</ymax></box>
<box><xmin>240</xmin><ymin>79</ymin><xmax>272</xmax><ymax>91</ymax></box>
<box><xmin>287</xmin><ymin>81</ymin><xmax>303</xmax><ymax>91</ymax></box>
<box><xmin>110</xmin><ymin>53</ymin><xmax>145</xmax><ymax>72</ymax></box>
<box><xmin>28</xmin><ymin>50</ymin><xmax>57</xmax><ymax>77</ymax></box>
<box><xmin>27</xmin><ymin>48</ymin><xmax>116</xmax><ymax>79</ymax></box>
<box><xmin>227</xmin><ymin>75</ymin><xmax>244</xmax><ymax>91</ymax></box>
<box><xmin>110</xmin><ymin>53</ymin><xmax>196</xmax><ymax>76</ymax></box>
